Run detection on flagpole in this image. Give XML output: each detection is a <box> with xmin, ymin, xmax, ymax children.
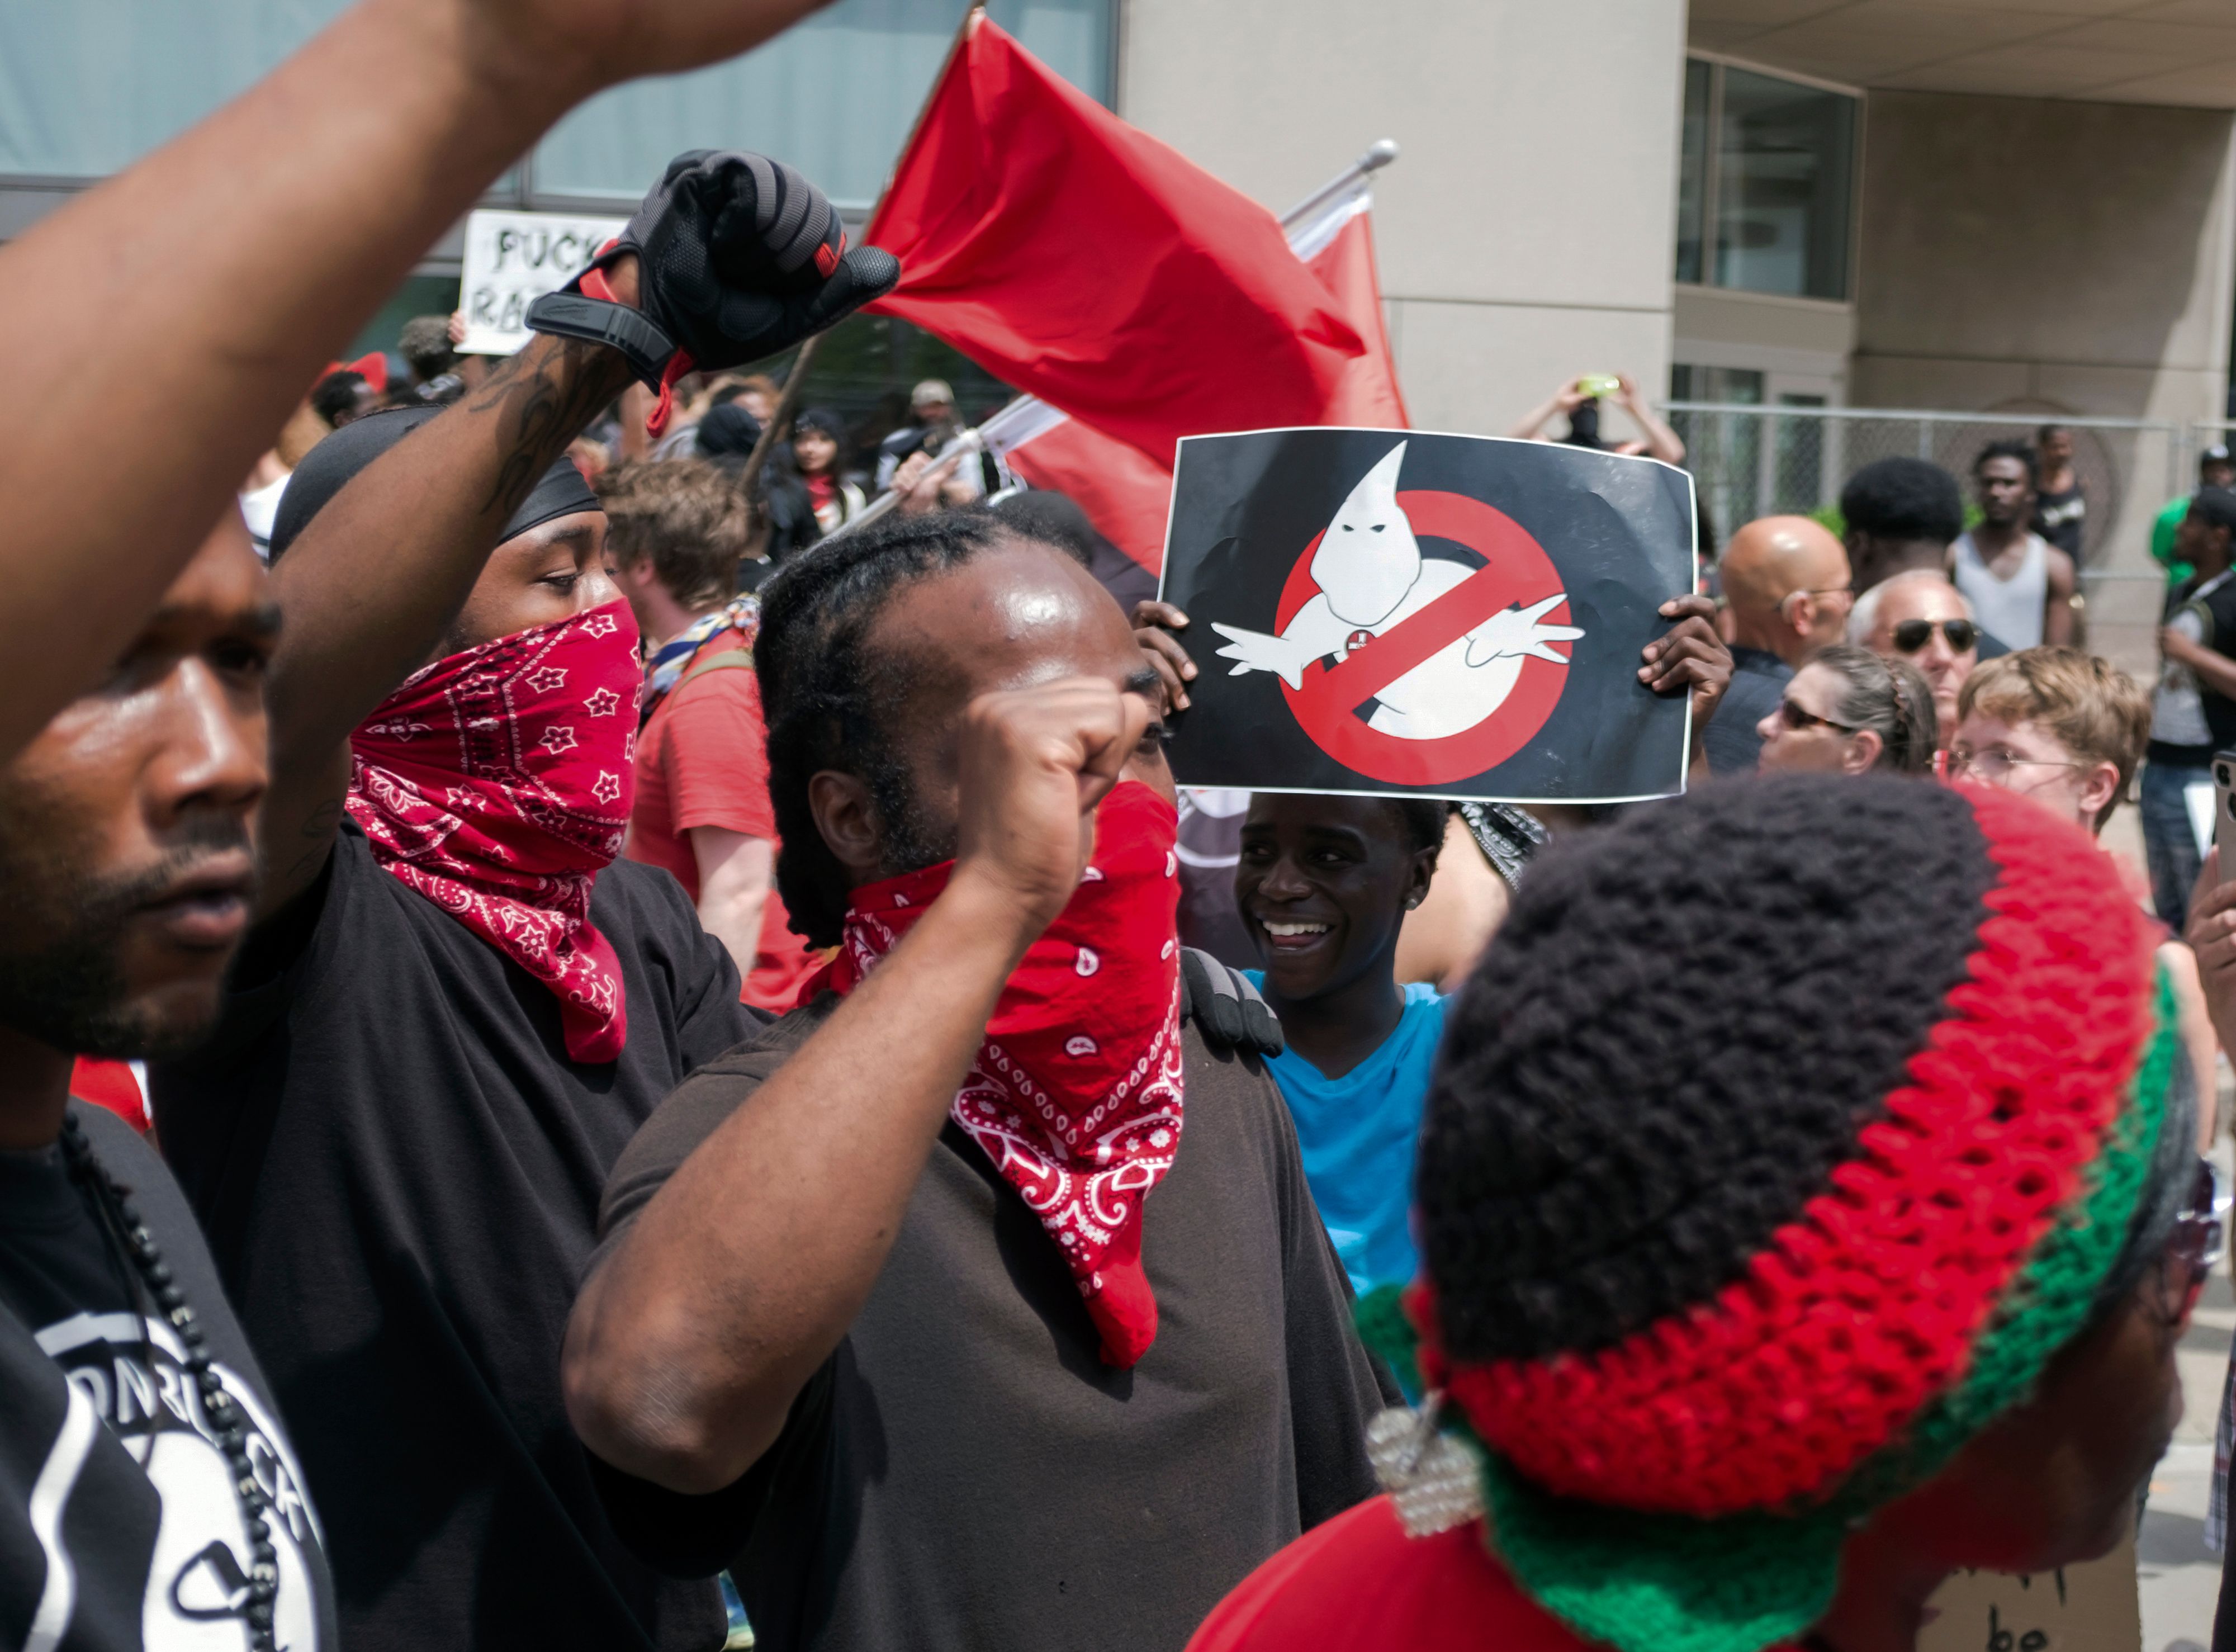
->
<box><xmin>1278</xmin><ymin>139</ymin><xmax>1400</xmax><ymax>229</ymax></box>
<box><xmin>819</xmin><ymin>138</ymin><xmax>1402</xmax><ymax>548</ymax></box>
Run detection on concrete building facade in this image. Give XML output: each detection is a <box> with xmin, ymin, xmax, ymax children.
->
<box><xmin>11</xmin><ymin>1</ymin><xmax>2236</xmax><ymax>557</ymax></box>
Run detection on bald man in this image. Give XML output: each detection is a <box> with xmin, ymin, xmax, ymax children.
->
<box><xmin>1704</xmin><ymin>514</ymin><xmax>1854</xmax><ymax>774</ymax></box>
<box><xmin>1850</xmin><ymin>570</ymin><xmax>1982</xmax><ymax>750</ymax></box>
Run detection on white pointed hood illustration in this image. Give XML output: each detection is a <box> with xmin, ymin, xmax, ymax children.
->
<box><xmin>1310</xmin><ymin>442</ymin><xmax>1421</xmax><ymax>626</ymax></box>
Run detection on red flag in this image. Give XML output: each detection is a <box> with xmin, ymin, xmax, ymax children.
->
<box><xmin>995</xmin><ymin>173</ymin><xmax>1409</xmax><ymax>574</ymax></box>
<box><xmin>866</xmin><ymin>13</ymin><xmax>1365</xmax><ymax>470</ymax></box>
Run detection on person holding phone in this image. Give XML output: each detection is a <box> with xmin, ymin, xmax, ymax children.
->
<box><xmin>1506</xmin><ymin>373</ymin><xmax>1687</xmax><ymax>466</ymax></box>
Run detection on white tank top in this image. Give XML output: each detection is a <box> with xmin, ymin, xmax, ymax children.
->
<box><xmin>1952</xmin><ymin>531</ymin><xmax>2049</xmax><ymax>650</ymax></box>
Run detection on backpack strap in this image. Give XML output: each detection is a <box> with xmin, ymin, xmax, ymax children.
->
<box><xmin>676</xmin><ymin>650</ymin><xmax>759</xmax><ymax>690</ymax></box>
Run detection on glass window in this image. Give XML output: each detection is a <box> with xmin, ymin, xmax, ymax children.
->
<box><xmin>1673</xmin><ymin>60</ymin><xmax>1856</xmax><ymax>302</ymax></box>
<box><xmin>0</xmin><ymin>0</ymin><xmax>1108</xmax><ymax>215</ymax></box>
<box><xmin>531</xmin><ymin>0</ymin><xmax>1112</xmax><ymax>209</ymax></box>
<box><xmin>1673</xmin><ymin>59</ymin><xmax>1710</xmax><ymax>287</ymax></box>
<box><xmin>1714</xmin><ymin>67</ymin><xmax>1854</xmax><ymax>301</ymax></box>
<box><xmin>0</xmin><ymin>1</ymin><xmax>349</xmax><ymax>177</ymax></box>
<box><xmin>1668</xmin><ymin>365</ymin><xmax>1768</xmax><ymax>538</ymax></box>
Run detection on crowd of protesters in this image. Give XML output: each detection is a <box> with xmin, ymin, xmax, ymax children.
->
<box><xmin>4</xmin><ymin>6</ymin><xmax>2236</xmax><ymax>1652</ymax></box>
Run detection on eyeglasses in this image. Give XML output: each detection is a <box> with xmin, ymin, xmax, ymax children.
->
<box><xmin>1777</xmin><ymin>698</ymin><xmax>1858</xmax><ymax>735</ymax></box>
<box><xmin>1945</xmin><ymin>745</ymin><xmax>2087</xmax><ymax>784</ymax></box>
<box><xmin>1891</xmin><ymin>618</ymin><xmax>1978</xmax><ymax>654</ymax></box>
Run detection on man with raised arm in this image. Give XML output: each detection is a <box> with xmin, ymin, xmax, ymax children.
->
<box><xmin>561</xmin><ymin>509</ymin><xmax>1405</xmax><ymax>1652</ymax></box>
<box><xmin>0</xmin><ymin>0</ymin><xmax>838</xmax><ymax>766</ymax></box>
<box><xmin>152</xmin><ymin>152</ymin><xmax>898</xmax><ymax>1647</ymax></box>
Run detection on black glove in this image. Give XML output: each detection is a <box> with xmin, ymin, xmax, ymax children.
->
<box><xmin>527</xmin><ymin>150</ymin><xmax>899</xmax><ymax>427</ymax></box>
<box><xmin>607</xmin><ymin>149</ymin><xmax>897</xmax><ymax>372</ymax></box>
<box><xmin>1178</xmin><ymin>948</ymin><xmax>1285</xmax><ymax>1057</ymax></box>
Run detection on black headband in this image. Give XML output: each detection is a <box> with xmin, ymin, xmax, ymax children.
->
<box><xmin>267</xmin><ymin>404</ymin><xmax>600</xmax><ymax>562</ymax></box>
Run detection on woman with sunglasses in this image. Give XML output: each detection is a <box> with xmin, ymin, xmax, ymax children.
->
<box><xmin>1851</xmin><ymin>568</ymin><xmax>1984</xmax><ymax>749</ymax></box>
<box><xmin>1755</xmin><ymin>642</ymin><xmax>1936</xmax><ymax>776</ymax></box>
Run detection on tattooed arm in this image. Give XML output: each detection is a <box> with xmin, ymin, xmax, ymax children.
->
<box><xmin>255</xmin><ymin>261</ymin><xmax>639</xmax><ymax>915</ymax></box>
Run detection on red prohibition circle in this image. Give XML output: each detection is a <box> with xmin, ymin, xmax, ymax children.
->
<box><xmin>1272</xmin><ymin>490</ymin><xmax>1571</xmax><ymax>787</ymax></box>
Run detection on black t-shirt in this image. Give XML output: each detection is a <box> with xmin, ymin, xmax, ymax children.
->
<box><xmin>0</xmin><ymin>1100</ymin><xmax>339</xmax><ymax>1649</ymax></box>
<box><xmin>151</xmin><ymin>823</ymin><xmax>759</xmax><ymax>1649</ymax></box>
<box><xmin>2033</xmin><ymin>482</ymin><xmax>2086</xmax><ymax>558</ymax></box>
<box><xmin>586</xmin><ymin>997</ymin><xmax>1396</xmax><ymax>1652</ymax></box>
<box><xmin>2159</xmin><ymin>570</ymin><xmax>2236</xmax><ymax>752</ymax></box>
<box><xmin>1703</xmin><ymin>646</ymin><xmax>1790</xmax><ymax>776</ymax></box>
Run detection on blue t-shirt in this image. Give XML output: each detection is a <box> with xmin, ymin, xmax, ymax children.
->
<box><xmin>1245</xmin><ymin>974</ymin><xmax>1448</xmax><ymax>1295</ymax></box>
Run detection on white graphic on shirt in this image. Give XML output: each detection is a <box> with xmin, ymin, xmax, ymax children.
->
<box><xmin>36</xmin><ymin>1310</ymin><xmax>324</xmax><ymax>1650</ymax></box>
<box><xmin>24</xmin><ymin>1380</ymin><xmax>98</xmax><ymax>1652</ymax></box>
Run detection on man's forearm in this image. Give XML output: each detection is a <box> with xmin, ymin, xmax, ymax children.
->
<box><xmin>2171</xmin><ymin>634</ymin><xmax>2236</xmax><ymax>702</ymax></box>
<box><xmin>563</xmin><ymin>872</ymin><xmax>1039</xmax><ymax>1494</ymax></box>
<box><xmin>0</xmin><ymin>0</ymin><xmax>604</xmax><ymax>761</ymax></box>
<box><xmin>697</xmin><ymin>892</ymin><xmax>772</xmax><ymax>980</ymax></box>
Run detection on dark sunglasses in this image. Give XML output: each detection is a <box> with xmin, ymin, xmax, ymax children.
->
<box><xmin>1891</xmin><ymin>618</ymin><xmax>1978</xmax><ymax>654</ymax></box>
<box><xmin>1777</xmin><ymin>698</ymin><xmax>1857</xmax><ymax>734</ymax></box>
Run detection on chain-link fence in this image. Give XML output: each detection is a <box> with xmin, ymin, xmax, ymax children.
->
<box><xmin>1662</xmin><ymin>401</ymin><xmax>2186</xmax><ymax>570</ymax></box>
<box><xmin>1661</xmin><ymin>401</ymin><xmax>2200</xmax><ymax>684</ymax></box>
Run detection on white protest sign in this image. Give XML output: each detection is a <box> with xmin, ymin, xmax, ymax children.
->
<box><xmin>1918</xmin><ymin>1532</ymin><xmax>2140</xmax><ymax>1652</ymax></box>
<box><xmin>457</xmin><ymin>210</ymin><xmax>627</xmax><ymax>356</ymax></box>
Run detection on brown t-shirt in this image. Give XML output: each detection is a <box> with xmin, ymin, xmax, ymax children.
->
<box><xmin>586</xmin><ymin>996</ymin><xmax>1396</xmax><ymax>1652</ymax></box>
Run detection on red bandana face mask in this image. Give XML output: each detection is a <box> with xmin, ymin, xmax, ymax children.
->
<box><xmin>346</xmin><ymin>598</ymin><xmax>643</xmax><ymax>1063</ymax></box>
<box><xmin>815</xmin><ymin>780</ymin><xmax>1185</xmax><ymax>1367</ymax></box>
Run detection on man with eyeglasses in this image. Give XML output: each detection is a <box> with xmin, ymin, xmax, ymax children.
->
<box><xmin>1850</xmin><ymin>569</ymin><xmax>1987</xmax><ymax>750</ymax></box>
<box><xmin>1702</xmin><ymin>515</ymin><xmax>1852</xmax><ymax>775</ymax></box>
<box><xmin>2146</xmin><ymin>487</ymin><xmax>2236</xmax><ymax>927</ymax></box>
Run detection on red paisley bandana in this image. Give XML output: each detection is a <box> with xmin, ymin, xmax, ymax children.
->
<box><xmin>812</xmin><ymin>781</ymin><xmax>1185</xmax><ymax>1366</ymax></box>
<box><xmin>347</xmin><ymin>599</ymin><xmax>643</xmax><ymax>1063</ymax></box>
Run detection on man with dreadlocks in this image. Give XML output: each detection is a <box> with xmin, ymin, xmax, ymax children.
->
<box><xmin>1186</xmin><ymin>771</ymin><xmax>2215</xmax><ymax>1652</ymax></box>
<box><xmin>562</xmin><ymin>506</ymin><xmax>1393</xmax><ymax>1652</ymax></box>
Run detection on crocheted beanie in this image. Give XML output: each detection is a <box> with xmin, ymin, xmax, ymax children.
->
<box><xmin>1384</xmin><ymin>773</ymin><xmax>2183</xmax><ymax>1652</ymax></box>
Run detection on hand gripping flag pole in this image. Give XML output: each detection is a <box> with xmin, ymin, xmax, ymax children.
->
<box><xmin>817</xmin><ymin>140</ymin><xmax>1402</xmax><ymax>550</ymax></box>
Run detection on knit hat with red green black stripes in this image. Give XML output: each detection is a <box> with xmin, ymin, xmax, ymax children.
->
<box><xmin>1361</xmin><ymin>772</ymin><xmax>2191</xmax><ymax>1652</ymax></box>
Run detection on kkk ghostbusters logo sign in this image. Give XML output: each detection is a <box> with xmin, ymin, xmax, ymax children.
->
<box><xmin>1158</xmin><ymin>428</ymin><xmax>1694</xmax><ymax>803</ymax></box>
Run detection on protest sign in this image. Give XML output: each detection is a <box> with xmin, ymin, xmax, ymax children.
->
<box><xmin>1156</xmin><ymin>428</ymin><xmax>1695</xmax><ymax>803</ymax></box>
<box><xmin>457</xmin><ymin>210</ymin><xmax>626</xmax><ymax>356</ymax></box>
<box><xmin>1917</xmin><ymin>1531</ymin><xmax>2140</xmax><ymax>1652</ymax></box>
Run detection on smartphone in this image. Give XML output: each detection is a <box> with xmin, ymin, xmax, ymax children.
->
<box><xmin>1575</xmin><ymin>374</ymin><xmax>1621</xmax><ymax>399</ymax></box>
<box><xmin>2215</xmin><ymin>750</ymin><xmax>2236</xmax><ymax>882</ymax></box>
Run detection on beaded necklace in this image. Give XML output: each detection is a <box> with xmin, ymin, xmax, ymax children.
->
<box><xmin>56</xmin><ymin>1111</ymin><xmax>280</xmax><ymax>1649</ymax></box>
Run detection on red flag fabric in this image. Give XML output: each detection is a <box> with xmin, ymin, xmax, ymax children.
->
<box><xmin>866</xmin><ymin>13</ymin><xmax>1365</xmax><ymax>470</ymax></box>
<box><xmin>1296</xmin><ymin>200</ymin><xmax>1409</xmax><ymax>429</ymax></box>
<box><xmin>999</xmin><ymin>186</ymin><xmax>1409</xmax><ymax>574</ymax></box>
<box><xmin>1004</xmin><ymin>420</ymin><xmax>1177</xmax><ymax>572</ymax></box>
<box><xmin>70</xmin><ymin>1057</ymin><xmax>149</xmax><ymax>1133</ymax></box>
